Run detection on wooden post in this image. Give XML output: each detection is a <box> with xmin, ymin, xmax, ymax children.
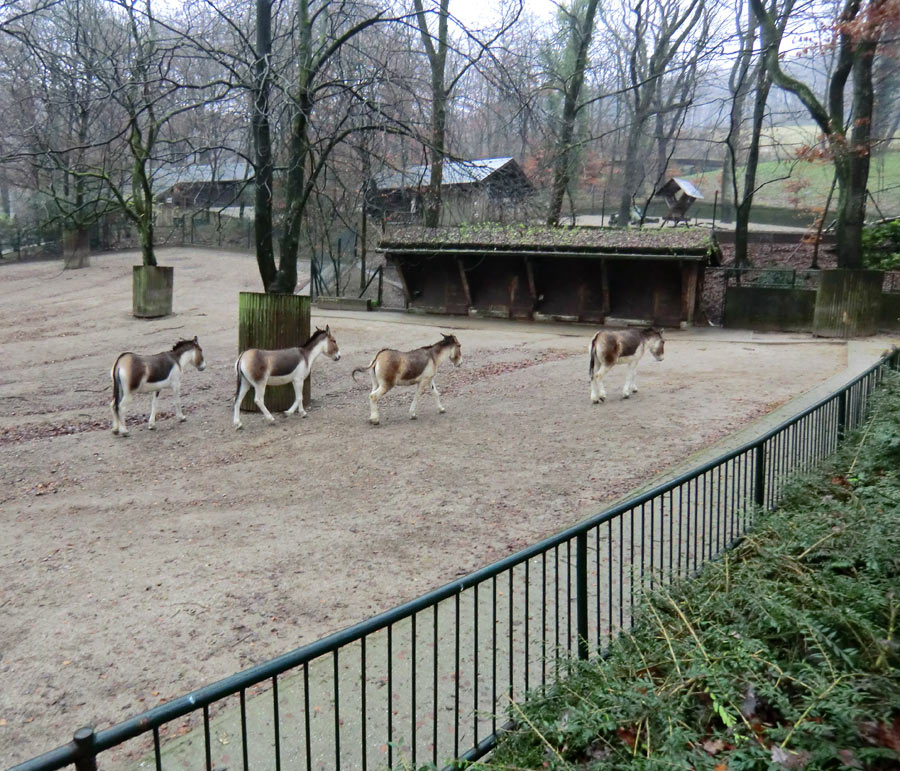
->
<box><xmin>133</xmin><ymin>265</ymin><xmax>173</xmax><ymax>318</ymax></box>
<box><xmin>238</xmin><ymin>292</ymin><xmax>311</xmax><ymax>412</ymax></box>
<box><xmin>457</xmin><ymin>259</ymin><xmax>473</xmax><ymax>309</ymax></box>
<box><xmin>680</xmin><ymin>261</ymin><xmax>698</xmax><ymax>325</ymax></box>
<box><xmin>812</xmin><ymin>269</ymin><xmax>883</xmax><ymax>338</ymax></box>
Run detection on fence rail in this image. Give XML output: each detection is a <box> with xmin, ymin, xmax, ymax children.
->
<box><xmin>12</xmin><ymin>348</ymin><xmax>900</xmax><ymax>771</ymax></box>
<box><xmin>710</xmin><ymin>266</ymin><xmax>900</xmax><ymax>294</ymax></box>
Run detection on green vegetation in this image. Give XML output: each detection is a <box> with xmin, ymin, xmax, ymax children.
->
<box><xmin>478</xmin><ymin>373</ymin><xmax>900</xmax><ymax>770</ymax></box>
<box><xmin>689</xmin><ymin>150</ymin><xmax>900</xmax><ymax>219</ymax></box>
<box><xmin>863</xmin><ymin>220</ymin><xmax>900</xmax><ymax>271</ymax></box>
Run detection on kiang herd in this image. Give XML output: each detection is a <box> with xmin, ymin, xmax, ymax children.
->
<box><xmin>109</xmin><ymin>325</ymin><xmax>665</xmax><ymax>436</ymax></box>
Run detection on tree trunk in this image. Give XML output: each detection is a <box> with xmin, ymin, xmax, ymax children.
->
<box><xmin>616</xmin><ymin>122</ymin><xmax>644</xmax><ymax>225</ymax></box>
<box><xmin>253</xmin><ymin>0</ymin><xmax>277</xmax><ymax>291</ymax></box>
<box><xmin>63</xmin><ymin>227</ymin><xmax>90</xmax><ymax>270</ymax></box>
<box><xmin>546</xmin><ymin>0</ymin><xmax>600</xmax><ymax>227</ymax></box>
<box><xmin>237</xmin><ymin>292</ymin><xmax>311</xmax><ymax>411</ymax></box>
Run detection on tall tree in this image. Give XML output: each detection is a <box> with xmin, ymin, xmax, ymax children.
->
<box><xmin>605</xmin><ymin>0</ymin><xmax>709</xmax><ymax>226</ymax></box>
<box><xmin>749</xmin><ymin>0</ymin><xmax>899</xmax><ymax>267</ymax></box>
<box><xmin>723</xmin><ymin>0</ymin><xmax>795</xmax><ymax>266</ymax></box>
<box><xmin>546</xmin><ymin>0</ymin><xmax>600</xmax><ymax>226</ymax></box>
<box><xmin>411</xmin><ymin>0</ymin><xmax>518</xmax><ymax>228</ymax></box>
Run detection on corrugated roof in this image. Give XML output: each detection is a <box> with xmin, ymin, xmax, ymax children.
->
<box><xmin>154</xmin><ymin>161</ymin><xmax>254</xmax><ymax>191</ymax></box>
<box><xmin>372</xmin><ymin>157</ymin><xmax>516</xmax><ymax>191</ymax></box>
<box><xmin>658</xmin><ymin>177</ymin><xmax>704</xmax><ymax>200</ymax></box>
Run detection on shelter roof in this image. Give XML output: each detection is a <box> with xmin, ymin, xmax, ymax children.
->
<box><xmin>657</xmin><ymin>177</ymin><xmax>704</xmax><ymax>200</ymax></box>
<box><xmin>154</xmin><ymin>161</ymin><xmax>253</xmax><ymax>191</ymax></box>
<box><xmin>378</xmin><ymin>224</ymin><xmax>720</xmax><ymax>262</ymax></box>
<box><xmin>372</xmin><ymin>158</ymin><xmax>524</xmax><ymax>191</ymax></box>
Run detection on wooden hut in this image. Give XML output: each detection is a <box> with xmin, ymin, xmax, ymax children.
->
<box><xmin>655</xmin><ymin>177</ymin><xmax>704</xmax><ymax>224</ymax></box>
<box><xmin>378</xmin><ymin>225</ymin><xmax>721</xmax><ymax>327</ymax></box>
<box><xmin>367</xmin><ymin>158</ymin><xmax>533</xmax><ymax>225</ymax></box>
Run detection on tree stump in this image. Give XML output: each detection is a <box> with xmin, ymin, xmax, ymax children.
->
<box><xmin>238</xmin><ymin>292</ymin><xmax>311</xmax><ymax>412</ymax></box>
<box><xmin>812</xmin><ymin>269</ymin><xmax>883</xmax><ymax>338</ymax></box>
<box><xmin>133</xmin><ymin>265</ymin><xmax>173</xmax><ymax>318</ymax></box>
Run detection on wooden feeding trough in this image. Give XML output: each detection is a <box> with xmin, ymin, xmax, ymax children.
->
<box><xmin>655</xmin><ymin>177</ymin><xmax>704</xmax><ymax>224</ymax></box>
<box><xmin>378</xmin><ymin>225</ymin><xmax>720</xmax><ymax>327</ymax></box>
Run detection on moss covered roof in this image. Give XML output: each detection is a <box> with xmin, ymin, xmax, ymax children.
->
<box><xmin>378</xmin><ymin>224</ymin><xmax>719</xmax><ymax>256</ymax></box>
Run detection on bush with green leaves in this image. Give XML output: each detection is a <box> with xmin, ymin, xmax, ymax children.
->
<box><xmin>862</xmin><ymin>219</ymin><xmax>900</xmax><ymax>270</ymax></box>
<box><xmin>479</xmin><ymin>373</ymin><xmax>900</xmax><ymax>771</ymax></box>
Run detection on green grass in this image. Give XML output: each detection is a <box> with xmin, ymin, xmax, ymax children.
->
<box><xmin>475</xmin><ymin>372</ymin><xmax>900</xmax><ymax>770</ymax></box>
<box><xmin>687</xmin><ymin>150</ymin><xmax>900</xmax><ymax>218</ymax></box>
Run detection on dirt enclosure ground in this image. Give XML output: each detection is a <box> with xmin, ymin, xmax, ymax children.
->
<box><xmin>0</xmin><ymin>247</ymin><xmax>858</xmax><ymax>765</ymax></box>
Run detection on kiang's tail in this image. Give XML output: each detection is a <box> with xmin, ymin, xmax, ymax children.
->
<box><xmin>588</xmin><ymin>335</ymin><xmax>597</xmax><ymax>380</ymax></box>
<box><xmin>233</xmin><ymin>353</ymin><xmax>245</xmax><ymax>404</ymax></box>
<box><xmin>351</xmin><ymin>352</ymin><xmax>380</xmax><ymax>384</ymax></box>
<box><xmin>111</xmin><ymin>353</ymin><xmax>127</xmax><ymax>410</ymax></box>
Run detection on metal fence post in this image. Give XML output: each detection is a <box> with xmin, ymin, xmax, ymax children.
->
<box><xmin>837</xmin><ymin>391</ymin><xmax>847</xmax><ymax>441</ymax></box>
<box><xmin>73</xmin><ymin>727</ymin><xmax>98</xmax><ymax>771</ymax></box>
<box><xmin>754</xmin><ymin>442</ymin><xmax>766</xmax><ymax>509</ymax></box>
<box><xmin>576</xmin><ymin>532</ymin><xmax>589</xmax><ymax>660</ymax></box>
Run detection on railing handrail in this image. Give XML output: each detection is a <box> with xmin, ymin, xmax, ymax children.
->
<box><xmin>12</xmin><ymin>347</ymin><xmax>899</xmax><ymax>771</ymax></box>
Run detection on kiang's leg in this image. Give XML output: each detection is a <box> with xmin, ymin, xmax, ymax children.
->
<box><xmin>172</xmin><ymin>375</ymin><xmax>186</xmax><ymax>422</ymax></box>
<box><xmin>591</xmin><ymin>363</ymin><xmax>609</xmax><ymax>404</ymax></box>
<box><xmin>233</xmin><ymin>377</ymin><xmax>251</xmax><ymax>429</ymax></box>
<box><xmin>253</xmin><ymin>376</ymin><xmax>276</xmax><ymax>423</ymax></box>
<box><xmin>148</xmin><ymin>391</ymin><xmax>160</xmax><ymax>429</ymax></box>
<box><xmin>409</xmin><ymin>380</ymin><xmax>426</xmax><ymax>419</ymax></box>
<box><xmin>285</xmin><ymin>376</ymin><xmax>307</xmax><ymax>417</ymax></box>
<box><xmin>623</xmin><ymin>361</ymin><xmax>639</xmax><ymax>398</ymax></box>
<box><xmin>369</xmin><ymin>383</ymin><xmax>388</xmax><ymax>425</ymax></box>
<box><xmin>430</xmin><ymin>380</ymin><xmax>446</xmax><ymax>413</ymax></box>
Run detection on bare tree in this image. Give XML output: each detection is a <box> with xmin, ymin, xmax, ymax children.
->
<box><xmin>604</xmin><ymin>0</ymin><xmax>711</xmax><ymax>226</ymax></box>
<box><xmin>545</xmin><ymin>0</ymin><xmax>601</xmax><ymax>226</ymax></box>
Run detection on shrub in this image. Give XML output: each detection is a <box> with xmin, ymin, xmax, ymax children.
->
<box><xmin>862</xmin><ymin>219</ymin><xmax>900</xmax><ymax>270</ymax></box>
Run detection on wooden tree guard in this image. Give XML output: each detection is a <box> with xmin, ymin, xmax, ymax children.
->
<box><xmin>812</xmin><ymin>269</ymin><xmax>883</xmax><ymax>338</ymax></box>
<box><xmin>238</xmin><ymin>292</ymin><xmax>311</xmax><ymax>412</ymax></box>
<box><xmin>133</xmin><ymin>265</ymin><xmax>173</xmax><ymax>318</ymax></box>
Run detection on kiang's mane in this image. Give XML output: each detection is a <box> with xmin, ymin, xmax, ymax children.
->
<box><xmin>304</xmin><ymin>328</ymin><xmax>328</xmax><ymax>346</ymax></box>
<box><xmin>171</xmin><ymin>338</ymin><xmax>198</xmax><ymax>353</ymax></box>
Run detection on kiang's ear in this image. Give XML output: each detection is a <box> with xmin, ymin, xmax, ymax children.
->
<box><xmin>193</xmin><ymin>336</ymin><xmax>198</xmax><ymax>343</ymax></box>
<box><xmin>325</xmin><ymin>325</ymin><xmax>331</xmax><ymax>334</ymax></box>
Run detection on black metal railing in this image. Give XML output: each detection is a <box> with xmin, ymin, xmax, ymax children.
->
<box><xmin>12</xmin><ymin>348</ymin><xmax>900</xmax><ymax>771</ymax></box>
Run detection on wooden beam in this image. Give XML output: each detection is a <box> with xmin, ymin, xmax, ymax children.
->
<box><xmin>600</xmin><ymin>258</ymin><xmax>610</xmax><ymax>316</ymax></box>
<box><xmin>456</xmin><ymin>259</ymin><xmax>473</xmax><ymax>308</ymax></box>
<box><xmin>681</xmin><ymin>261</ymin><xmax>698</xmax><ymax>324</ymax></box>
<box><xmin>391</xmin><ymin>255</ymin><xmax>413</xmax><ymax>307</ymax></box>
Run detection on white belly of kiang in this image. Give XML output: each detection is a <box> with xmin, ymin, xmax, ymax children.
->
<box><xmin>267</xmin><ymin>373</ymin><xmax>298</xmax><ymax>386</ymax></box>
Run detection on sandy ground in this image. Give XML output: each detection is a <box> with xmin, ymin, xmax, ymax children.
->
<box><xmin>0</xmin><ymin>247</ymin><xmax>855</xmax><ymax>766</ymax></box>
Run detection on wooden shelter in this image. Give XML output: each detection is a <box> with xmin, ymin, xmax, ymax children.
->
<box><xmin>378</xmin><ymin>225</ymin><xmax>721</xmax><ymax>327</ymax></box>
<box><xmin>655</xmin><ymin>177</ymin><xmax>704</xmax><ymax>224</ymax></box>
<box><xmin>367</xmin><ymin>158</ymin><xmax>533</xmax><ymax>225</ymax></box>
